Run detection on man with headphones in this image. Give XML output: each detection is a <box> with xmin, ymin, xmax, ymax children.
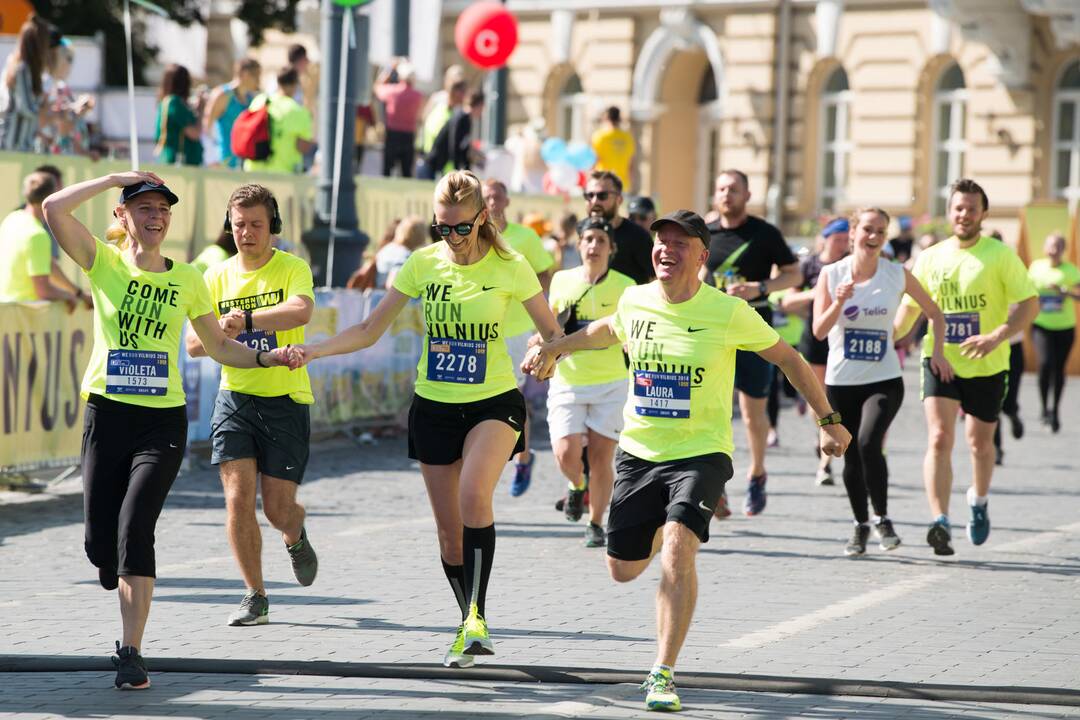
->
<box><xmin>186</xmin><ymin>184</ymin><xmax>319</xmax><ymax>626</ymax></box>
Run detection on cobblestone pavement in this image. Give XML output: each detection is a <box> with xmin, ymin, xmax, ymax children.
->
<box><xmin>1</xmin><ymin>366</ymin><xmax>1078</xmax><ymax>718</ymax></box>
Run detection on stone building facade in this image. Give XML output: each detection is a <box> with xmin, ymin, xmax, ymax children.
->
<box><xmin>436</xmin><ymin>0</ymin><xmax>1080</xmax><ymax>238</ymax></box>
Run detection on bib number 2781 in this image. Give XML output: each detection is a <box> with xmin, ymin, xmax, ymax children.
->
<box><xmin>427</xmin><ymin>338</ymin><xmax>486</xmax><ymax>384</ymax></box>
<box><xmin>944</xmin><ymin>312</ymin><xmax>980</xmax><ymax>344</ymax></box>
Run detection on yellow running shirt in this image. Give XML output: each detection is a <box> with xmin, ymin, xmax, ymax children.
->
<box><xmin>612</xmin><ymin>283</ymin><xmax>779</xmax><ymax>462</ymax></box>
<box><xmin>82</xmin><ymin>238</ymin><xmax>214</xmax><ymax>408</ymax></box>
<box><xmin>0</xmin><ymin>210</ymin><xmax>53</xmax><ymax>302</ymax></box>
<box><xmin>501</xmin><ymin>222</ymin><xmax>554</xmax><ymax>337</ymax></box>
<box><xmin>204</xmin><ymin>250</ymin><xmax>314</xmax><ymax>404</ymax></box>
<box><xmin>905</xmin><ymin>236</ymin><xmax>1036</xmax><ymax>377</ymax></box>
<box><xmin>191</xmin><ymin>243</ymin><xmax>230</xmax><ymax>274</ymax></box>
<box><xmin>591</xmin><ymin>126</ymin><xmax>636</xmax><ymax>188</ymax></box>
<box><xmin>549</xmin><ymin>267</ymin><xmax>634</xmax><ymax>387</ymax></box>
<box><xmin>1028</xmin><ymin>258</ymin><xmax>1080</xmax><ymax>331</ymax></box>
<box><xmin>393</xmin><ymin>242</ymin><xmax>543</xmax><ymax>404</ymax></box>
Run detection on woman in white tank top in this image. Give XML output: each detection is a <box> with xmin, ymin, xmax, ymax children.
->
<box><xmin>812</xmin><ymin>208</ymin><xmax>952</xmax><ymax>557</ymax></box>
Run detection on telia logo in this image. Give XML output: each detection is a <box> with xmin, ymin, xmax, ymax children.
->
<box><xmin>843</xmin><ymin>305</ymin><xmax>859</xmax><ymax>321</ymax></box>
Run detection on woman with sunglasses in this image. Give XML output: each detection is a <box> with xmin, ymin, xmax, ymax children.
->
<box><xmin>289</xmin><ymin>170</ymin><xmax>562</xmax><ymax>668</ymax></box>
<box><xmin>547</xmin><ymin>217</ymin><xmax>635</xmax><ymax>546</ymax></box>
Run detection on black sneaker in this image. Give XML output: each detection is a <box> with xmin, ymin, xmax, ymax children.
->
<box><xmin>926</xmin><ymin>517</ymin><xmax>955</xmax><ymax>556</ymax></box>
<box><xmin>112</xmin><ymin>641</ymin><xmax>149</xmax><ymax>690</ymax></box>
<box><xmin>874</xmin><ymin>518</ymin><xmax>902</xmax><ymax>550</ymax></box>
<box><xmin>584</xmin><ymin>522</ymin><xmax>605</xmax><ymax>548</ymax></box>
<box><xmin>844</xmin><ymin>524</ymin><xmax>870</xmax><ymax>557</ymax></box>
<box><xmin>565</xmin><ymin>487</ymin><xmax>586</xmax><ymax>522</ymax></box>
<box><xmin>99</xmin><ymin>567</ymin><xmax>118</xmax><ymax>591</ymax></box>
<box><xmin>286</xmin><ymin>527</ymin><xmax>318</xmax><ymax>586</ymax></box>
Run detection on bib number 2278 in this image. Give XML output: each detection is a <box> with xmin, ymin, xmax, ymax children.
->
<box><xmin>427</xmin><ymin>338</ymin><xmax>486</xmax><ymax>384</ymax></box>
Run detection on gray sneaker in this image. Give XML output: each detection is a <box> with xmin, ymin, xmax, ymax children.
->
<box><xmin>228</xmin><ymin>590</ymin><xmax>269</xmax><ymax>626</ymax></box>
<box><xmin>287</xmin><ymin>527</ymin><xmax>318</xmax><ymax>586</ymax></box>
<box><xmin>584</xmin><ymin>522</ymin><xmax>605</xmax><ymax>548</ymax></box>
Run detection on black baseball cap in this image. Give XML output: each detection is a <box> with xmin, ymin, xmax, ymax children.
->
<box><xmin>576</xmin><ymin>216</ymin><xmax>613</xmax><ymax>237</ymax></box>
<box><xmin>650</xmin><ymin>209</ymin><xmax>709</xmax><ymax>246</ymax></box>
<box><xmin>120</xmin><ymin>181</ymin><xmax>179</xmax><ymax>206</ymax></box>
<box><xmin>627</xmin><ymin>195</ymin><xmax>656</xmax><ymax>216</ymax></box>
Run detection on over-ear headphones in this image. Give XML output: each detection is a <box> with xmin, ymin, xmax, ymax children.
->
<box><xmin>223</xmin><ymin>195</ymin><xmax>283</xmax><ymax>235</ymax></box>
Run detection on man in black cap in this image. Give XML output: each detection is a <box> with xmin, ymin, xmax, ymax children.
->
<box><xmin>525</xmin><ymin>209</ymin><xmax>849</xmax><ymax>713</ymax></box>
<box><xmin>702</xmin><ymin>169</ymin><xmax>801</xmax><ymax>518</ymax></box>
<box><xmin>627</xmin><ymin>195</ymin><xmax>657</xmax><ymax>231</ymax></box>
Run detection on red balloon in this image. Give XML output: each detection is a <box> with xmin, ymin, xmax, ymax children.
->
<box><xmin>454</xmin><ymin>2</ymin><xmax>518</xmax><ymax>70</ymax></box>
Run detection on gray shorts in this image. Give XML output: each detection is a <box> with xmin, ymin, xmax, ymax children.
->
<box><xmin>211</xmin><ymin>390</ymin><xmax>311</xmax><ymax>483</ymax></box>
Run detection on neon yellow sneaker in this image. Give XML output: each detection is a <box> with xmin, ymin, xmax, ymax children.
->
<box><xmin>641</xmin><ymin>669</ymin><xmax>681</xmax><ymax>712</ymax></box>
<box><xmin>442</xmin><ymin>623</ymin><xmax>474</xmax><ymax>668</ymax></box>
<box><xmin>462</xmin><ymin>605</ymin><xmax>494</xmax><ymax>656</ymax></box>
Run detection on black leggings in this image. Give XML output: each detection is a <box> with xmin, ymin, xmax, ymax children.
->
<box><xmin>82</xmin><ymin>395</ymin><xmax>187</xmax><ymax>578</ymax></box>
<box><xmin>994</xmin><ymin>342</ymin><xmax>1024</xmax><ymax>451</ymax></box>
<box><xmin>1033</xmin><ymin>326</ymin><xmax>1075</xmax><ymax>416</ymax></box>
<box><xmin>826</xmin><ymin>378</ymin><xmax>905</xmax><ymax>524</ymax></box>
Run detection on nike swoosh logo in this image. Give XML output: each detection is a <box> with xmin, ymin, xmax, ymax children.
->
<box><xmin>168</xmin><ymin>443</ymin><xmax>178</xmax><ymax>448</ymax></box>
<box><xmin>286</xmin><ymin>465</ymin><xmax>296</xmax><ymax>471</ymax></box>
<box><xmin>688</xmin><ymin>327</ymin><xmax>707</xmax><ymax>333</ymax></box>
<box><xmin>698</xmin><ymin>501</ymin><xmax>712</xmax><ymax>512</ymax></box>
<box><xmin>507</xmin><ymin>417</ymin><xmax>518</xmax><ymax>426</ymax></box>
<box><xmin>601</xmin><ymin>303</ymin><xmax>613</xmax><ymax>307</ymax></box>
<box><xmin>168</xmin><ymin>282</ymin><xmax>180</xmax><ymax>287</ymax></box>
<box><xmin>481</xmin><ymin>286</ymin><xmax>496</xmax><ymax>291</ymax></box>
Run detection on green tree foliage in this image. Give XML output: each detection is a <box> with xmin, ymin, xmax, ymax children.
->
<box><xmin>29</xmin><ymin>0</ymin><xmax>300</xmax><ymax>86</ymax></box>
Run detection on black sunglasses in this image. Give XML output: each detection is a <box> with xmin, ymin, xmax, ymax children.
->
<box><xmin>583</xmin><ymin>191</ymin><xmax>613</xmax><ymax>202</ymax></box>
<box><xmin>431</xmin><ymin>209</ymin><xmax>484</xmax><ymax>238</ymax></box>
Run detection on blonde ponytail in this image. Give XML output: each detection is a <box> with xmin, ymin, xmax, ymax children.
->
<box><xmin>105</xmin><ymin>222</ymin><xmax>131</xmax><ymax>249</ymax></box>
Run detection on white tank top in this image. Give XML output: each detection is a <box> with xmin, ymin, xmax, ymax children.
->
<box><xmin>824</xmin><ymin>257</ymin><xmax>906</xmax><ymax>386</ymax></box>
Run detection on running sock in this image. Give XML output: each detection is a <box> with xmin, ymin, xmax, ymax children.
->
<box><xmin>935</xmin><ymin>514</ymin><xmax>950</xmax><ymax>526</ymax></box>
<box><xmin>966</xmin><ymin>487</ymin><xmax>988</xmax><ymax>507</ymax></box>
<box><xmin>441</xmin><ymin>559</ymin><xmax>468</xmax><ymax>621</ymax></box>
<box><xmin>568</xmin><ymin>474</ymin><xmax>586</xmax><ymax>491</ymax></box>
<box><xmin>651</xmin><ymin>663</ymin><xmax>674</xmax><ymax>677</ymax></box>
<box><xmin>463</xmin><ymin>524</ymin><xmax>496</xmax><ymax>618</ymax></box>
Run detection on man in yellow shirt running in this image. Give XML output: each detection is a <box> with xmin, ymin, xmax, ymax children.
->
<box><xmin>526</xmin><ymin>210</ymin><xmax>850</xmax><ymax>712</ymax></box>
<box><xmin>896</xmin><ymin>178</ymin><xmax>1038</xmax><ymax>556</ymax></box>
<box><xmin>187</xmin><ymin>184</ymin><xmax>319</xmax><ymax>625</ymax></box>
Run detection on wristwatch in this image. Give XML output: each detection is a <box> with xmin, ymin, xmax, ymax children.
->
<box><xmin>757</xmin><ymin>281</ymin><xmax>768</xmax><ymax>298</ymax></box>
<box><xmin>244</xmin><ymin>309</ymin><xmax>254</xmax><ymax>333</ymax></box>
<box><xmin>816</xmin><ymin>411</ymin><xmax>843</xmax><ymax>427</ymax></box>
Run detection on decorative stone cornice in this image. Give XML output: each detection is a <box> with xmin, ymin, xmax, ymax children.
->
<box><xmin>929</xmin><ymin>0</ymin><xmax>1032</xmax><ymax>88</ymax></box>
<box><xmin>1020</xmin><ymin>0</ymin><xmax>1080</xmax><ymax>50</ymax></box>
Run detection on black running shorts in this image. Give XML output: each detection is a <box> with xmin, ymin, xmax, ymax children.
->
<box><xmin>408</xmin><ymin>388</ymin><xmax>526</xmax><ymax>465</ymax></box>
<box><xmin>734</xmin><ymin>350</ymin><xmax>773</xmax><ymax>398</ymax></box>
<box><xmin>211</xmin><ymin>390</ymin><xmax>311</xmax><ymax>483</ymax></box>
<box><xmin>920</xmin><ymin>358</ymin><xmax>1007</xmax><ymax>424</ymax></box>
<box><xmin>606</xmin><ymin>448</ymin><xmax>734</xmax><ymax>561</ymax></box>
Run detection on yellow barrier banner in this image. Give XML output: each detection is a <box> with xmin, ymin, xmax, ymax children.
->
<box><xmin>0</xmin><ymin>303</ymin><xmax>94</xmax><ymax>470</ymax></box>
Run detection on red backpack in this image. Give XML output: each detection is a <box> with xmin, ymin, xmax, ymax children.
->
<box><xmin>230</xmin><ymin>97</ymin><xmax>271</xmax><ymax>161</ymax></box>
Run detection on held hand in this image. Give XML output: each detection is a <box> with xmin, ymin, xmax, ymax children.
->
<box><xmin>835</xmin><ymin>281</ymin><xmax>855</xmax><ymax>303</ymax></box>
<box><xmin>264</xmin><ymin>347</ymin><xmax>291</xmax><ymax>367</ymax></box>
<box><xmin>523</xmin><ymin>343</ymin><xmax>558</xmax><ymax>381</ymax></box>
<box><xmin>930</xmin><ymin>351</ymin><xmax>955</xmax><ymax>384</ymax></box>
<box><xmin>959</xmin><ymin>333</ymin><xmax>1001</xmax><ymax>360</ymax></box>
<box><xmin>111</xmin><ymin>170</ymin><xmax>166</xmax><ymax>188</ymax></box>
<box><xmin>287</xmin><ymin>344</ymin><xmax>315</xmax><ymax>370</ymax></box>
<box><xmin>819</xmin><ymin>423</ymin><xmax>852</xmax><ymax>458</ymax></box>
<box><xmin>726</xmin><ymin>282</ymin><xmax>759</xmax><ymax>301</ymax></box>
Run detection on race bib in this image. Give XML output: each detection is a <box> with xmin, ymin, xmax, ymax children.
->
<box><xmin>106</xmin><ymin>350</ymin><xmax>169</xmax><ymax>396</ymax></box>
<box><xmin>844</xmin><ymin>328</ymin><xmax>888</xmax><ymax>362</ymax></box>
<box><xmin>944</xmin><ymin>312</ymin><xmax>980</xmax><ymax>344</ymax></box>
<box><xmin>633</xmin><ymin>370</ymin><xmax>690</xmax><ymax>419</ymax></box>
<box><xmin>427</xmin><ymin>338</ymin><xmax>486</xmax><ymax>384</ymax></box>
<box><xmin>1039</xmin><ymin>294</ymin><xmax>1064</xmax><ymax>314</ymax></box>
<box><xmin>235</xmin><ymin>329</ymin><xmax>278</xmax><ymax>352</ymax></box>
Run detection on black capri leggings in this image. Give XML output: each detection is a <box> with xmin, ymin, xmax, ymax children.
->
<box><xmin>82</xmin><ymin>394</ymin><xmax>187</xmax><ymax>578</ymax></box>
<box><xmin>1032</xmin><ymin>326</ymin><xmax>1075</xmax><ymax>417</ymax></box>
<box><xmin>825</xmin><ymin>378</ymin><xmax>905</xmax><ymax>524</ymax></box>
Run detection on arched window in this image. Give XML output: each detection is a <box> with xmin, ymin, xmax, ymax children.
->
<box><xmin>1052</xmin><ymin>59</ymin><xmax>1080</xmax><ymax>208</ymax></box>
<box><xmin>818</xmin><ymin>68</ymin><xmax>851</xmax><ymax>212</ymax></box>
<box><xmin>557</xmin><ymin>73</ymin><xmax>587</xmax><ymax>143</ymax></box>
<box><xmin>698</xmin><ymin>64</ymin><xmax>722</xmax><ymax>209</ymax></box>
<box><xmin>932</xmin><ymin>64</ymin><xmax>968</xmax><ymax>216</ymax></box>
